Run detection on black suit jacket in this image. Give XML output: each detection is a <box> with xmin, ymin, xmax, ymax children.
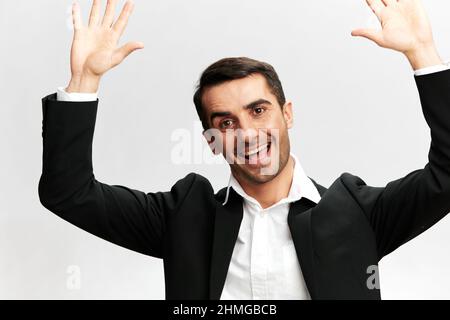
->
<box><xmin>39</xmin><ymin>70</ymin><xmax>450</xmax><ymax>300</ymax></box>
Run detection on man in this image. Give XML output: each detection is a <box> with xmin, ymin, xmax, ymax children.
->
<box><xmin>39</xmin><ymin>0</ymin><xmax>450</xmax><ymax>299</ymax></box>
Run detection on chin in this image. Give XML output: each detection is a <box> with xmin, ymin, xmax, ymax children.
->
<box><xmin>244</xmin><ymin>171</ymin><xmax>276</xmax><ymax>184</ymax></box>
<box><xmin>235</xmin><ymin>160</ymin><xmax>282</xmax><ymax>185</ymax></box>
<box><xmin>228</xmin><ymin>141</ymin><xmax>290</xmax><ymax>185</ymax></box>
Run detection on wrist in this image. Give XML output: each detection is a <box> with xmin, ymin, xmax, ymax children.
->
<box><xmin>404</xmin><ymin>44</ymin><xmax>443</xmax><ymax>71</ymax></box>
<box><xmin>66</xmin><ymin>73</ymin><xmax>101</xmax><ymax>93</ymax></box>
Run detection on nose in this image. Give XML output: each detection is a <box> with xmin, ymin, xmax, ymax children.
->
<box><xmin>236</xmin><ymin>117</ymin><xmax>259</xmax><ymax>147</ymax></box>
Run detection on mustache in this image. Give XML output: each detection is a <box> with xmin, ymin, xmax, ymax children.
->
<box><xmin>229</xmin><ymin>129</ymin><xmax>273</xmax><ymax>148</ymax></box>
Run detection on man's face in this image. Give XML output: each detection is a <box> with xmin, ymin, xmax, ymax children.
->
<box><xmin>201</xmin><ymin>73</ymin><xmax>293</xmax><ymax>185</ymax></box>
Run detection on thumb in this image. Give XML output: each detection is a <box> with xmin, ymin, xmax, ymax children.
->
<box><xmin>112</xmin><ymin>41</ymin><xmax>145</xmax><ymax>67</ymax></box>
<box><xmin>351</xmin><ymin>28</ymin><xmax>384</xmax><ymax>46</ymax></box>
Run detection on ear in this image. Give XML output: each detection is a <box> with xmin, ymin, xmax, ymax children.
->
<box><xmin>282</xmin><ymin>101</ymin><xmax>294</xmax><ymax>129</ymax></box>
<box><xmin>202</xmin><ymin>128</ymin><xmax>223</xmax><ymax>155</ymax></box>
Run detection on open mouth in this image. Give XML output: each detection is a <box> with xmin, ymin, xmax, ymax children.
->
<box><xmin>244</xmin><ymin>142</ymin><xmax>270</xmax><ymax>159</ymax></box>
<box><xmin>236</xmin><ymin>141</ymin><xmax>272</xmax><ymax>165</ymax></box>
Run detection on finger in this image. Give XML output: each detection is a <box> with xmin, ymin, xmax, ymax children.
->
<box><xmin>112</xmin><ymin>0</ymin><xmax>135</xmax><ymax>37</ymax></box>
<box><xmin>351</xmin><ymin>28</ymin><xmax>385</xmax><ymax>46</ymax></box>
<box><xmin>72</xmin><ymin>2</ymin><xmax>83</xmax><ymax>30</ymax></box>
<box><xmin>111</xmin><ymin>41</ymin><xmax>144</xmax><ymax>67</ymax></box>
<box><xmin>88</xmin><ymin>0</ymin><xmax>102</xmax><ymax>26</ymax></box>
<box><xmin>102</xmin><ymin>0</ymin><xmax>117</xmax><ymax>27</ymax></box>
<box><xmin>366</xmin><ymin>0</ymin><xmax>386</xmax><ymax>21</ymax></box>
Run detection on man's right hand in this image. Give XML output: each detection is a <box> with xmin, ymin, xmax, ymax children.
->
<box><xmin>66</xmin><ymin>0</ymin><xmax>144</xmax><ymax>93</ymax></box>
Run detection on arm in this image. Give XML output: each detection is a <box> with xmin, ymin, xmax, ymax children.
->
<box><xmin>345</xmin><ymin>69</ymin><xmax>450</xmax><ymax>258</ymax></box>
<box><xmin>38</xmin><ymin>0</ymin><xmax>192</xmax><ymax>258</ymax></box>
<box><xmin>39</xmin><ymin>94</ymin><xmax>196</xmax><ymax>258</ymax></box>
<box><xmin>350</xmin><ymin>0</ymin><xmax>450</xmax><ymax>257</ymax></box>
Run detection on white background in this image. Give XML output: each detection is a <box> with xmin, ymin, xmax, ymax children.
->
<box><xmin>1</xmin><ymin>0</ymin><xmax>450</xmax><ymax>299</ymax></box>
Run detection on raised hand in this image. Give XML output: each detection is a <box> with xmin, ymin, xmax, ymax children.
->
<box><xmin>67</xmin><ymin>0</ymin><xmax>144</xmax><ymax>93</ymax></box>
<box><xmin>351</xmin><ymin>0</ymin><xmax>442</xmax><ymax>70</ymax></box>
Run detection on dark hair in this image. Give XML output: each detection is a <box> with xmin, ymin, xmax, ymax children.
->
<box><xmin>193</xmin><ymin>57</ymin><xmax>286</xmax><ymax>130</ymax></box>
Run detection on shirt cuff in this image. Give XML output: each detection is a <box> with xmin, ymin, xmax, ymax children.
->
<box><xmin>56</xmin><ymin>86</ymin><xmax>98</xmax><ymax>102</ymax></box>
<box><xmin>414</xmin><ymin>61</ymin><xmax>450</xmax><ymax>76</ymax></box>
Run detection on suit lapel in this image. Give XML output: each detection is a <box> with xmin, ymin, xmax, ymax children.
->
<box><xmin>209</xmin><ymin>188</ymin><xmax>243</xmax><ymax>300</ymax></box>
<box><xmin>209</xmin><ymin>178</ymin><xmax>327</xmax><ymax>300</ymax></box>
<box><xmin>287</xmin><ymin>178</ymin><xmax>327</xmax><ymax>299</ymax></box>
<box><xmin>288</xmin><ymin>199</ymin><xmax>317</xmax><ymax>298</ymax></box>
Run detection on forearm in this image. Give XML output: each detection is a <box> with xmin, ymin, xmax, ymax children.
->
<box><xmin>356</xmin><ymin>69</ymin><xmax>450</xmax><ymax>258</ymax></box>
<box><xmin>66</xmin><ymin>73</ymin><xmax>101</xmax><ymax>93</ymax></box>
<box><xmin>57</xmin><ymin>74</ymin><xmax>100</xmax><ymax>102</ymax></box>
<box><xmin>415</xmin><ymin>69</ymin><xmax>450</xmax><ymax>178</ymax></box>
<box><xmin>38</xmin><ymin>94</ymin><xmax>98</xmax><ymax>209</ymax></box>
<box><xmin>37</xmin><ymin>93</ymin><xmax>168</xmax><ymax>257</ymax></box>
<box><xmin>405</xmin><ymin>44</ymin><xmax>444</xmax><ymax>71</ymax></box>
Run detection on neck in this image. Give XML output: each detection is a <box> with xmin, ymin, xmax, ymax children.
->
<box><xmin>235</xmin><ymin>156</ymin><xmax>295</xmax><ymax>209</ymax></box>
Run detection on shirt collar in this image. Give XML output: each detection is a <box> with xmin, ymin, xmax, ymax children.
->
<box><xmin>222</xmin><ymin>153</ymin><xmax>321</xmax><ymax>207</ymax></box>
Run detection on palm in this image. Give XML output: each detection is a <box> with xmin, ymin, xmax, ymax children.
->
<box><xmin>70</xmin><ymin>0</ymin><xmax>143</xmax><ymax>78</ymax></box>
<box><xmin>352</xmin><ymin>0</ymin><xmax>434</xmax><ymax>54</ymax></box>
<box><xmin>71</xmin><ymin>28</ymin><xmax>117</xmax><ymax>76</ymax></box>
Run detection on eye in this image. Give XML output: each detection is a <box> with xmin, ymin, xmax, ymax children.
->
<box><xmin>253</xmin><ymin>106</ymin><xmax>265</xmax><ymax>116</ymax></box>
<box><xmin>220</xmin><ymin>119</ymin><xmax>234</xmax><ymax>129</ymax></box>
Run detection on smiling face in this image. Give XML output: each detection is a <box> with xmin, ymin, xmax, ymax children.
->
<box><xmin>201</xmin><ymin>73</ymin><xmax>294</xmax><ymax>185</ymax></box>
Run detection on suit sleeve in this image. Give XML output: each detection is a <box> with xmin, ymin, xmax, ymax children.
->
<box><xmin>347</xmin><ymin>69</ymin><xmax>450</xmax><ymax>259</ymax></box>
<box><xmin>38</xmin><ymin>93</ymin><xmax>196</xmax><ymax>258</ymax></box>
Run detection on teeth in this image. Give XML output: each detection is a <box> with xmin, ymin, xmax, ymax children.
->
<box><xmin>246</xmin><ymin>143</ymin><xmax>268</xmax><ymax>156</ymax></box>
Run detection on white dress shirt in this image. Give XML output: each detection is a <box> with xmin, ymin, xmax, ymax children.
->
<box><xmin>220</xmin><ymin>153</ymin><xmax>321</xmax><ymax>300</ymax></box>
<box><xmin>55</xmin><ymin>62</ymin><xmax>450</xmax><ymax>299</ymax></box>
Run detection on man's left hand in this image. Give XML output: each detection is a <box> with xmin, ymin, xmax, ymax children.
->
<box><xmin>352</xmin><ymin>0</ymin><xmax>443</xmax><ymax>70</ymax></box>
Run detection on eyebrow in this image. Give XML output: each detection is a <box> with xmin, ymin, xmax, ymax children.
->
<box><xmin>209</xmin><ymin>98</ymin><xmax>273</xmax><ymax>124</ymax></box>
